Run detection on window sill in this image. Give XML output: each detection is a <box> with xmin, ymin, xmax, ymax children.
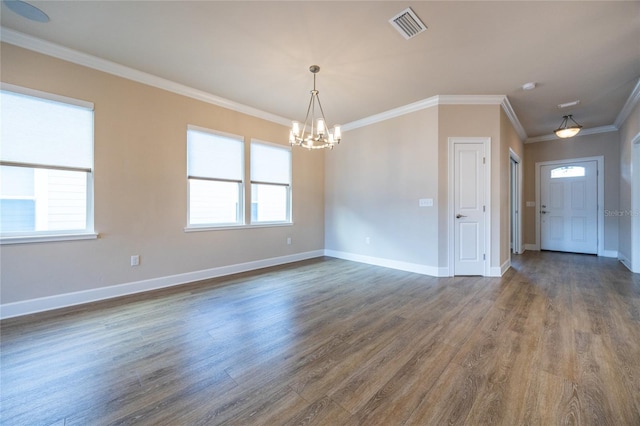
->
<box><xmin>184</xmin><ymin>222</ymin><xmax>293</xmax><ymax>233</ymax></box>
<box><xmin>0</xmin><ymin>232</ymin><xmax>99</xmax><ymax>245</ymax></box>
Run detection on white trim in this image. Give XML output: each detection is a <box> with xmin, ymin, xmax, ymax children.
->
<box><xmin>187</xmin><ymin>125</ymin><xmax>245</xmax><ymax>142</ymax></box>
<box><xmin>509</xmin><ymin>148</ymin><xmax>523</xmax><ymax>255</ymax></box>
<box><xmin>535</xmin><ymin>156</ymin><xmax>605</xmax><ymax>256</ymax></box>
<box><xmin>184</xmin><ymin>222</ymin><xmax>293</xmax><ymax>233</ymax></box>
<box><xmin>2</xmin><ymin>28</ymin><xmax>530</xmax><ymax>140</ymax></box>
<box><xmin>619</xmin><ymin>252</ymin><xmax>634</xmax><ymax>272</ymax></box>
<box><xmin>631</xmin><ymin>134</ymin><xmax>640</xmax><ymax>273</ymax></box>
<box><xmin>614</xmin><ymin>77</ymin><xmax>640</xmax><ymax>129</ymax></box>
<box><xmin>0</xmin><ymin>250</ymin><xmax>324</xmax><ymax>319</ymax></box>
<box><xmin>0</xmin><ymin>232</ymin><xmax>99</xmax><ymax>245</ymax></box>
<box><xmin>501</xmin><ymin>97</ymin><xmax>528</xmax><ymax>141</ymax></box>
<box><xmin>342</xmin><ymin>96</ymin><xmax>440</xmax><ymax>131</ymax></box>
<box><xmin>342</xmin><ymin>94</ymin><xmax>526</xmax><ymax>140</ymax></box>
<box><xmin>447</xmin><ymin>137</ymin><xmax>492</xmax><ymax>277</ymax></box>
<box><xmin>601</xmin><ymin>250</ymin><xmax>618</xmax><ymax>258</ymax></box>
<box><xmin>524</xmin><ymin>243</ymin><xmax>539</xmax><ymax>251</ymax></box>
<box><xmin>324</xmin><ymin>250</ymin><xmax>447</xmax><ymax>277</ymax></box>
<box><xmin>1</xmin><ymin>82</ymin><xmax>94</xmax><ymax>109</ymax></box>
<box><xmin>525</xmin><ymin>125</ymin><xmax>619</xmax><ymax>144</ymax></box>
<box><xmin>1</xmin><ymin>27</ymin><xmax>291</xmax><ymax>127</ymax></box>
<box><xmin>489</xmin><ymin>259</ymin><xmax>510</xmax><ymax>277</ymax></box>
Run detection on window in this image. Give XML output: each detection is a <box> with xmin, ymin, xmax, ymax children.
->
<box><xmin>0</xmin><ymin>85</ymin><xmax>94</xmax><ymax>242</ymax></box>
<box><xmin>187</xmin><ymin>127</ymin><xmax>244</xmax><ymax>227</ymax></box>
<box><xmin>550</xmin><ymin>165</ymin><xmax>586</xmax><ymax>179</ymax></box>
<box><xmin>250</xmin><ymin>141</ymin><xmax>291</xmax><ymax>223</ymax></box>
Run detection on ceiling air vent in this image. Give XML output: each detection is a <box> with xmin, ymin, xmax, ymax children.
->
<box><xmin>389</xmin><ymin>7</ymin><xmax>427</xmax><ymax>40</ymax></box>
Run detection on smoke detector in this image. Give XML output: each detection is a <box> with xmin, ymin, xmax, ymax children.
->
<box><xmin>389</xmin><ymin>7</ymin><xmax>427</xmax><ymax>40</ymax></box>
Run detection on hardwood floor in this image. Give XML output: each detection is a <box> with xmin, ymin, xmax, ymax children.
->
<box><xmin>1</xmin><ymin>251</ymin><xmax>639</xmax><ymax>425</ymax></box>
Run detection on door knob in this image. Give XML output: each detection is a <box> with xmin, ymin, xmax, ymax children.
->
<box><xmin>540</xmin><ymin>211</ymin><xmax>547</xmax><ymax>214</ymax></box>
<box><xmin>456</xmin><ymin>214</ymin><xmax>467</xmax><ymax>219</ymax></box>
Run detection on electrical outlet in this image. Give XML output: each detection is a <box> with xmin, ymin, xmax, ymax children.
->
<box><xmin>287</xmin><ymin>237</ymin><xmax>292</xmax><ymax>245</ymax></box>
<box><xmin>131</xmin><ymin>255</ymin><xmax>140</xmax><ymax>266</ymax></box>
<box><xmin>365</xmin><ymin>237</ymin><xmax>370</xmax><ymax>244</ymax></box>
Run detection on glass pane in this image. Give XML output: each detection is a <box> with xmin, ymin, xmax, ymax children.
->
<box><xmin>251</xmin><ymin>142</ymin><xmax>291</xmax><ymax>184</ymax></box>
<box><xmin>550</xmin><ymin>166</ymin><xmax>585</xmax><ymax>179</ymax></box>
<box><xmin>0</xmin><ymin>165</ymin><xmax>87</xmax><ymax>233</ymax></box>
<box><xmin>251</xmin><ymin>183</ymin><xmax>289</xmax><ymax>222</ymax></box>
<box><xmin>188</xmin><ymin>129</ymin><xmax>243</xmax><ymax>181</ymax></box>
<box><xmin>189</xmin><ymin>179</ymin><xmax>240</xmax><ymax>225</ymax></box>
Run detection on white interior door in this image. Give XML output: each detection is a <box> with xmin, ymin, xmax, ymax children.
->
<box><xmin>540</xmin><ymin>160</ymin><xmax>597</xmax><ymax>254</ymax></box>
<box><xmin>454</xmin><ymin>142</ymin><xmax>485</xmax><ymax>275</ymax></box>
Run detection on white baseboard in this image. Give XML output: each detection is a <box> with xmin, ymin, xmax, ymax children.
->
<box><xmin>600</xmin><ymin>250</ymin><xmax>618</xmax><ymax>258</ymax></box>
<box><xmin>324</xmin><ymin>250</ymin><xmax>448</xmax><ymax>277</ymax></box>
<box><xmin>524</xmin><ymin>244</ymin><xmax>539</xmax><ymax>251</ymax></box>
<box><xmin>617</xmin><ymin>252</ymin><xmax>639</xmax><ymax>273</ymax></box>
<box><xmin>0</xmin><ymin>250</ymin><xmax>324</xmax><ymax>320</ymax></box>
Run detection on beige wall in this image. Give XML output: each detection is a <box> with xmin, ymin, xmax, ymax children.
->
<box><xmin>619</xmin><ymin>101</ymin><xmax>640</xmax><ymax>268</ymax></box>
<box><xmin>325</xmin><ymin>103</ymin><xmax>519</xmax><ymax>274</ymax></box>
<box><xmin>523</xmin><ymin>132</ymin><xmax>620</xmax><ymax>252</ymax></box>
<box><xmin>325</xmin><ymin>107</ymin><xmax>440</xmax><ymax>269</ymax></box>
<box><xmin>438</xmin><ymin>104</ymin><xmax>505</xmax><ymax>271</ymax></box>
<box><xmin>0</xmin><ymin>43</ymin><xmax>325</xmax><ymax>304</ymax></box>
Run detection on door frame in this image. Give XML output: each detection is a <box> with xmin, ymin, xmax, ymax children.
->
<box><xmin>631</xmin><ymin>134</ymin><xmax>640</xmax><ymax>272</ymax></box>
<box><xmin>448</xmin><ymin>137</ymin><xmax>491</xmax><ymax>277</ymax></box>
<box><xmin>534</xmin><ymin>156</ymin><xmax>604</xmax><ymax>256</ymax></box>
<box><xmin>510</xmin><ymin>148</ymin><xmax>522</xmax><ymax>255</ymax></box>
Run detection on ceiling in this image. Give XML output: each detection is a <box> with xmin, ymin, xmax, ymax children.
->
<box><xmin>1</xmin><ymin>1</ymin><xmax>639</xmax><ymax>140</ymax></box>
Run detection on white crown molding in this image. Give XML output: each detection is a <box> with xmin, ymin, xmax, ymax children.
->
<box><xmin>500</xmin><ymin>97</ymin><xmax>528</xmax><ymax>141</ymax></box>
<box><xmin>0</xmin><ymin>27</ymin><xmax>292</xmax><ymax>127</ymax></box>
<box><xmin>343</xmin><ymin>94</ymin><xmax>528</xmax><ymax>140</ymax></box>
<box><xmin>342</xmin><ymin>95</ymin><xmax>440</xmax><ymax>131</ymax></box>
<box><xmin>525</xmin><ymin>125</ymin><xmax>619</xmax><ymax>144</ymax></box>
<box><xmin>614</xmin><ymin>77</ymin><xmax>640</xmax><ymax>129</ymax></box>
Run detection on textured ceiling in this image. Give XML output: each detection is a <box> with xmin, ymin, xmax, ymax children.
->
<box><xmin>2</xmin><ymin>1</ymin><xmax>639</xmax><ymax>139</ymax></box>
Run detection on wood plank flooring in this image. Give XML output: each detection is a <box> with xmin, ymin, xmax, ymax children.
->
<box><xmin>1</xmin><ymin>251</ymin><xmax>639</xmax><ymax>425</ymax></box>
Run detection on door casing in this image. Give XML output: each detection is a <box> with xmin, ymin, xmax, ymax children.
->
<box><xmin>448</xmin><ymin>137</ymin><xmax>491</xmax><ymax>277</ymax></box>
<box><xmin>534</xmin><ymin>156</ymin><xmax>604</xmax><ymax>256</ymax></box>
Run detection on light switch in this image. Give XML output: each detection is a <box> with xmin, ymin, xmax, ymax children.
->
<box><xmin>419</xmin><ymin>198</ymin><xmax>433</xmax><ymax>207</ymax></box>
<box><xmin>526</xmin><ymin>201</ymin><xmax>536</xmax><ymax>207</ymax></box>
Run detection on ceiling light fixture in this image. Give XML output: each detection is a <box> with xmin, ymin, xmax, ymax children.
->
<box><xmin>289</xmin><ymin>65</ymin><xmax>341</xmax><ymax>150</ymax></box>
<box><xmin>3</xmin><ymin>0</ymin><xmax>49</xmax><ymax>23</ymax></box>
<box><xmin>554</xmin><ymin>114</ymin><xmax>583</xmax><ymax>138</ymax></box>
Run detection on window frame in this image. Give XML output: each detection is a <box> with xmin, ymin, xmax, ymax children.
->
<box><xmin>250</xmin><ymin>139</ymin><xmax>292</xmax><ymax>225</ymax></box>
<box><xmin>0</xmin><ymin>84</ymin><xmax>96</xmax><ymax>245</ymax></box>
<box><xmin>186</xmin><ymin>125</ymin><xmax>246</xmax><ymax>229</ymax></box>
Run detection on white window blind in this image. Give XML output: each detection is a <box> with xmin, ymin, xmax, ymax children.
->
<box><xmin>187</xmin><ymin>127</ymin><xmax>244</xmax><ymax>227</ymax></box>
<box><xmin>1</xmin><ymin>89</ymin><xmax>93</xmax><ymax>170</ymax></box>
<box><xmin>188</xmin><ymin>129</ymin><xmax>243</xmax><ymax>181</ymax></box>
<box><xmin>250</xmin><ymin>143</ymin><xmax>291</xmax><ymax>184</ymax></box>
<box><xmin>250</xmin><ymin>141</ymin><xmax>291</xmax><ymax>223</ymax></box>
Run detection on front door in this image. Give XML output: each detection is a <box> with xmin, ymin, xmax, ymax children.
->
<box><xmin>540</xmin><ymin>160</ymin><xmax>598</xmax><ymax>254</ymax></box>
<box><xmin>453</xmin><ymin>142</ymin><xmax>486</xmax><ymax>275</ymax></box>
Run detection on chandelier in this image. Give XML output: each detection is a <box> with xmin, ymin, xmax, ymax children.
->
<box><xmin>289</xmin><ymin>65</ymin><xmax>341</xmax><ymax>150</ymax></box>
<box><xmin>554</xmin><ymin>114</ymin><xmax>583</xmax><ymax>138</ymax></box>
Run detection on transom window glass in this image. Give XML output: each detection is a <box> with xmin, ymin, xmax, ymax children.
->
<box><xmin>550</xmin><ymin>166</ymin><xmax>586</xmax><ymax>179</ymax></box>
<box><xmin>187</xmin><ymin>127</ymin><xmax>244</xmax><ymax>226</ymax></box>
<box><xmin>0</xmin><ymin>86</ymin><xmax>94</xmax><ymax>240</ymax></box>
<box><xmin>250</xmin><ymin>142</ymin><xmax>291</xmax><ymax>223</ymax></box>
